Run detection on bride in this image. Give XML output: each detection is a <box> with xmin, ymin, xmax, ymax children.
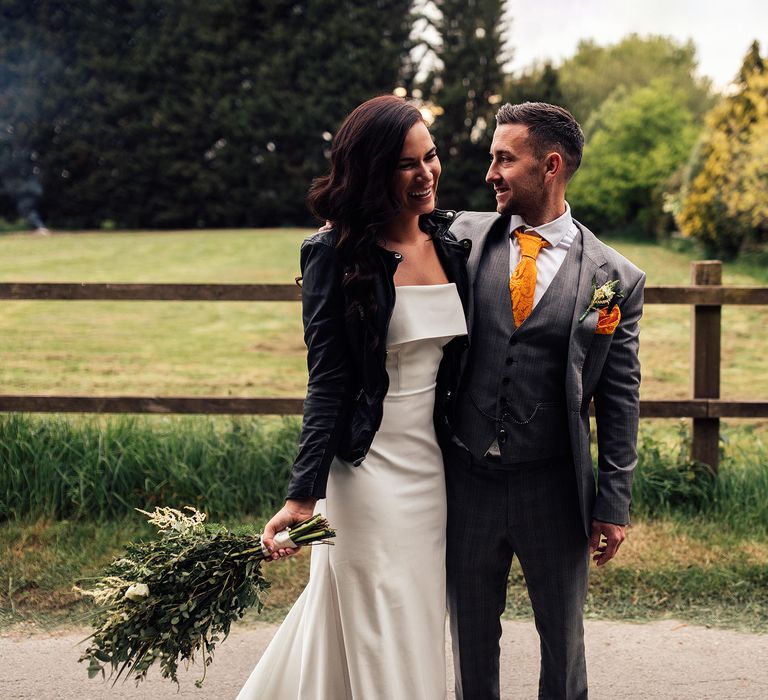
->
<box><xmin>237</xmin><ymin>95</ymin><xmax>470</xmax><ymax>699</ymax></box>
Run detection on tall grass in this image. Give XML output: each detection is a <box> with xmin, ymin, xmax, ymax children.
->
<box><xmin>2</xmin><ymin>415</ymin><xmax>767</xmax><ymax>535</ymax></box>
<box><xmin>2</xmin><ymin>415</ymin><xmax>766</xmax><ymax>630</ymax></box>
<box><xmin>0</xmin><ymin>414</ymin><xmax>299</xmax><ymax>521</ymax></box>
<box><xmin>631</xmin><ymin>423</ymin><xmax>768</xmax><ymax>535</ymax></box>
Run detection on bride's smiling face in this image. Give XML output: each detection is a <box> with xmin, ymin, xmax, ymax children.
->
<box><xmin>391</xmin><ymin>121</ymin><xmax>440</xmax><ymax>216</ymax></box>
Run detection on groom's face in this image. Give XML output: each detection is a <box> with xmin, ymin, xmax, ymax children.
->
<box><xmin>486</xmin><ymin>124</ymin><xmax>545</xmax><ymax>217</ymax></box>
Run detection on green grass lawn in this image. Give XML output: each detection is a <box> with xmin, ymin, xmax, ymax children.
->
<box><xmin>1</xmin><ymin>228</ymin><xmax>767</xmax><ymax>632</ymax></box>
<box><xmin>1</xmin><ymin>229</ymin><xmax>308</xmax><ymax>397</ymax></box>
<box><xmin>2</xmin><ymin>228</ymin><xmax>768</xmax><ymax>406</ymax></box>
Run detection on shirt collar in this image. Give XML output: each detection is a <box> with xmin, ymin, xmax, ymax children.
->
<box><xmin>507</xmin><ymin>201</ymin><xmax>573</xmax><ymax>248</ymax></box>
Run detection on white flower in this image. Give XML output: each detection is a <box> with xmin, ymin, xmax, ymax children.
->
<box><xmin>124</xmin><ymin>583</ymin><xmax>150</xmax><ymax>601</ymax></box>
<box><xmin>592</xmin><ymin>280</ymin><xmax>620</xmax><ymax>306</ymax></box>
<box><xmin>579</xmin><ymin>278</ymin><xmax>624</xmax><ymax>322</ymax></box>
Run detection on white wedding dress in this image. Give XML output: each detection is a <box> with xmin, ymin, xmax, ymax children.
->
<box><xmin>237</xmin><ymin>283</ymin><xmax>467</xmax><ymax>700</ymax></box>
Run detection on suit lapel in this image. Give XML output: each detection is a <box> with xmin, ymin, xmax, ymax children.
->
<box><xmin>567</xmin><ymin>222</ymin><xmax>608</xmax><ymax>384</ymax></box>
<box><xmin>485</xmin><ymin>221</ymin><xmax>515</xmax><ymax>334</ymax></box>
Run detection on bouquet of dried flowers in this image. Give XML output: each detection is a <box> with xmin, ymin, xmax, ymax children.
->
<box><xmin>76</xmin><ymin>506</ymin><xmax>334</xmax><ymax>687</ymax></box>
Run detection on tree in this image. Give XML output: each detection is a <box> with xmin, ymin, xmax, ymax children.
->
<box><xmin>502</xmin><ymin>61</ymin><xmax>564</xmax><ymax>107</ymax></box>
<box><xmin>234</xmin><ymin>0</ymin><xmax>414</xmax><ymax>227</ymax></box>
<box><xmin>567</xmin><ymin>78</ymin><xmax>699</xmax><ymax>232</ymax></box>
<box><xmin>0</xmin><ymin>0</ymin><xmax>68</xmax><ymax>226</ymax></box>
<box><xmin>0</xmin><ymin>0</ymin><xmax>414</xmax><ymax>229</ymax></box>
<box><xmin>557</xmin><ymin>34</ymin><xmax>714</xmax><ymax>126</ymax></box>
<box><xmin>424</xmin><ymin>0</ymin><xmax>507</xmax><ymax>211</ymax></box>
<box><xmin>675</xmin><ymin>42</ymin><xmax>768</xmax><ymax>257</ymax></box>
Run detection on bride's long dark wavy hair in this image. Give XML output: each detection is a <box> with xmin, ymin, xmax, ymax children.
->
<box><xmin>307</xmin><ymin>95</ymin><xmax>424</xmax><ymax>342</ymax></box>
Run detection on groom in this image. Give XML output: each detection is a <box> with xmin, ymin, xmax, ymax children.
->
<box><xmin>442</xmin><ymin>102</ymin><xmax>645</xmax><ymax>699</ymax></box>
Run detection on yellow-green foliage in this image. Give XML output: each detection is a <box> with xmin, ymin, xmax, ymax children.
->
<box><xmin>557</xmin><ymin>34</ymin><xmax>714</xmax><ymax>125</ymax></box>
<box><xmin>568</xmin><ymin>78</ymin><xmax>699</xmax><ymax>228</ymax></box>
<box><xmin>677</xmin><ymin>42</ymin><xmax>768</xmax><ymax>257</ymax></box>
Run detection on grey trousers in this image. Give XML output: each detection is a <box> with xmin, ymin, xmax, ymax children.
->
<box><xmin>445</xmin><ymin>441</ymin><xmax>590</xmax><ymax>700</ymax></box>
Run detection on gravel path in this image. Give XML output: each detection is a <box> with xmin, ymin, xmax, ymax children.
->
<box><xmin>1</xmin><ymin>618</ymin><xmax>767</xmax><ymax>699</ymax></box>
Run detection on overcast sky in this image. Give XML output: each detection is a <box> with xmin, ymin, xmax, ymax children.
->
<box><xmin>503</xmin><ymin>0</ymin><xmax>768</xmax><ymax>89</ymax></box>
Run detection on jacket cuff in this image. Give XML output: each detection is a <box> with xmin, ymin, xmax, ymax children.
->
<box><xmin>591</xmin><ymin>499</ymin><xmax>630</xmax><ymax>526</ymax></box>
<box><xmin>285</xmin><ymin>481</ymin><xmax>326</xmax><ymax>501</ymax></box>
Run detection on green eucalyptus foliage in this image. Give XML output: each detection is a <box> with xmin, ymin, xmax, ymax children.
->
<box><xmin>78</xmin><ymin>508</ymin><xmax>333</xmax><ymax>685</ymax></box>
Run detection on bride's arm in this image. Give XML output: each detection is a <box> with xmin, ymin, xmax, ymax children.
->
<box><xmin>263</xmin><ymin>235</ymin><xmax>351</xmax><ymax>558</ymax></box>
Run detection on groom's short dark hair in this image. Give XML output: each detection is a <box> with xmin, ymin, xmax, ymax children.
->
<box><xmin>495</xmin><ymin>102</ymin><xmax>584</xmax><ymax>180</ymax></box>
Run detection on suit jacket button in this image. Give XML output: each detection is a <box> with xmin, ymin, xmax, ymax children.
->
<box><xmin>502</xmin><ymin>377</ymin><xmax>510</xmax><ymax>386</ymax></box>
<box><xmin>505</xmin><ymin>357</ymin><xmax>513</xmax><ymax>365</ymax></box>
<box><xmin>498</xmin><ymin>429</ymin><xmax>507</xmax><ymax>444</ymax></box>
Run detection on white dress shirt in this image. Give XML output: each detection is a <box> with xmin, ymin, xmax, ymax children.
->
<box><xmin>507</xmin><ymin>201</ymin><xmax>578</xmax><ymax>309</ymax></box>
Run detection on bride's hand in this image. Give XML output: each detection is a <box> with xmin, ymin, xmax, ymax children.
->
<box><xmin>262</xmin><ymin>498</ymin><xmax>317</xmax><ymax>561</ymax></box>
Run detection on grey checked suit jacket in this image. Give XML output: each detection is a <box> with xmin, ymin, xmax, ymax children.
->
<box><xmin>448</xmin><ymin>211</ymin><xmax>646</xmax><ymax>536</ymax></box>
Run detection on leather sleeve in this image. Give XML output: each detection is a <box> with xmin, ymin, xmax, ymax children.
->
<box><xmin>592</xmin><ymin>269</ymin><xmax>646</xmax><ymax>525</ymax></box>
<box><xmin>285</xmin><ymin>239</ymin><xmax>352</xmax><ymax>500</ymax></box>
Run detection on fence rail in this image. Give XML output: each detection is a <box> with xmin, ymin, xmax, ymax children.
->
<box><xmin>2</xmin><ymin>282</ymin><xmax>767</xmax><ymax>305</ymax></box>
<box><xmin>0</xmin><ymin>282</ymin><xmax>301</xmax><ymax>302</ymax></box>
<box><xmin>2</xmin><ymin>261</ymin><xmax>766</xmax><ymax>471</ymax></box>
<box><xmin>0</xmin><ymin>396</ymin><xmax>766</xmax><ymax>419</ymax></box>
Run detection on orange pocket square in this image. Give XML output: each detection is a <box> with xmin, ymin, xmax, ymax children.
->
<box><xmin>595</xmin><ymin>305</ymin><xmax>621</xmax><ymax>335</ymax></box>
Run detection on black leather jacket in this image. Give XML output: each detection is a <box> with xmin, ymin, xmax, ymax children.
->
<box><xmin>285</xmin><ymin>210</ymin><xmax>471</xmax><ymax>499</ymax></box>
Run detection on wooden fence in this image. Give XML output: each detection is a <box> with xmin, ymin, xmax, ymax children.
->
<box><xmin>2</xmin><ymin>260</ymin><xmax>767</xmax><ymax>472</ymax></box>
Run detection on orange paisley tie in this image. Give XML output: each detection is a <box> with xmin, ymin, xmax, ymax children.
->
<box><xmin>509</xmin><ymin>226</ymin><xmax>549</xmax><ymax>327</ymax></box>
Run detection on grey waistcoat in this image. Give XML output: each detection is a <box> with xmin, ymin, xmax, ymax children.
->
<box><xmin>455</xmin><ymin>225</ymin><xmax>582</xmax><ymax>465</ymax></box>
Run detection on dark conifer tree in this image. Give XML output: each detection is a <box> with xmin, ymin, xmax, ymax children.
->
<box><xmin>425</xmin><ymin>0</ymin><xmax>506</xmax><ymax>211</ymax></box>
<box><xmin>1</xmin><ymin>0</ymin><xmax>413</xmax><ymax>229</ymax></box>
<box><xmin>503</xmin><ymin>62</ymin><xmax>564</xmax><ymax>107</ymax></box>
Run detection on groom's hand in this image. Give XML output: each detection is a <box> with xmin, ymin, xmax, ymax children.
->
<box><xmin>262</xmin><ymin>498</ymin><xmax>317</xmax><ymax>561</ymax></box>
<box><xmin>589</xmin><ymin>520</ymin><xmax>626</xmax><ymax>566</ymax></box>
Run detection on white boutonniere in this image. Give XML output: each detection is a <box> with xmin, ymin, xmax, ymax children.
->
<box><xmin>579</xmin><ymin>277</ymin><xmax>623</xmax><ymax>322</ymax></box>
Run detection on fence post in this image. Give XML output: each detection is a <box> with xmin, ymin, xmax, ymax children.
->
<box><xmin>691</xmin><ymin>260</ymin><xmax>721</xmax><ymax>472</ymax></box>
